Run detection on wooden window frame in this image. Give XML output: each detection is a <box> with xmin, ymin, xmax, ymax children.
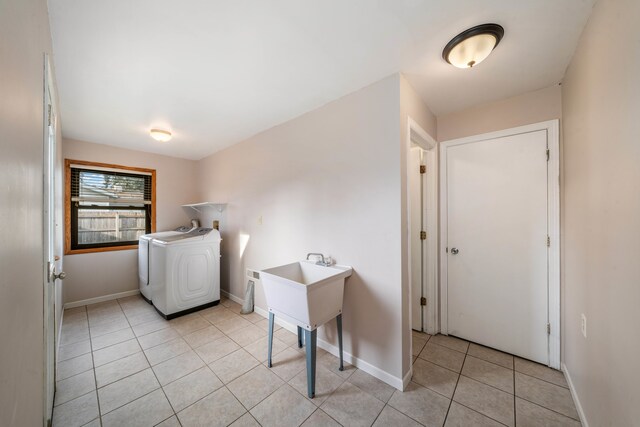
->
<box><xmin>65</xmin><ymin>159</ymin><xmax>156</xmax><ymax>255</ymax></box>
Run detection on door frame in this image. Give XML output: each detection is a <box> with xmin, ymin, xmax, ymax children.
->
<box><xmin>439</xmin><ymin>120</ymin><xmax>560</xmax><ymax>368</ymax></box>
<box><xmin>43</xmin><ymin>53</ymin><xmax>57</xmax><ymax>426</ymax></box>
<box><xmin>406</xmin><ymin>117</ymin><xmax>438</xmax><ymax>335</ymax></box>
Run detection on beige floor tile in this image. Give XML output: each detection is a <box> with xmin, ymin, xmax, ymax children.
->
<box><xmin>58</xmin><ymin>353</ymin><xmax>94</xmax><ymax>380</ymax></box>
<box><xmin>301</xmin><ymin>409</ymin><xmax>341</xmax><ymax>427</ymax></box>
<box><xmin>152</xmin><ymin>350</ymin><xmax>204</xmax><ymax>386</ymax></box>
<box><xmin>411</xmin><ymin>358</ymin><xmax>459</xmax><ymax>398</ymax></box>
<box><xmin>419</xmin><ymin>341</ymin><xmax>466</xmax><ymax>372</ymax></box>
<box><xmin>89</xmin><ymin>317</ymin><xmax>130</xmax><ymax>338</ymax></box>
<box><xmin>251</xmin><ymin>384</ymin><xmax>317</xmax><ymax>427</ymax></box>
<box><xmin>462</xmin><ymin>355</ymin><xmax>514</xmax><ymax>393</ymax></box>
<box><xmin>240</xmin><ymin>312</ymin><xmax>264</xmax><ymax>323</ymax></box>
<box><xmin>196</xmin><ymin>336</ymin><xmax>241</xmax><ymax>364</ymax></box>
<box><xmin>444</xmin><ymin>401</ymin><xmax>505</xmax><ymax>427</ymax></box>
<box><xmin>515</xmin><ymin>372</ymin><xmax>579</xmax><ymax>420</ymax></box>
<box><xmin>156</xmin><ymin>415</ymin><xmax>181</xmax><ymax>427</ymax></box>
<box><xmin>60</xmin><ymin>325</ymin><xmax>90</xmax><ymax>346</ymax></box>
<box><xmin>59</xmin><ymin>339</ymin><xmax>91</xmax><ymax>362</ymax></box>
<box><xmin>126</xmin><ymin>310</ymin><xmax>161</xmax><ymax>327</ymax></box>
<box><xmin>92</xmin><ymin>338</ymin><xmax>142</xmax><ymax>367</ymax></box>
<box><xmin>52</xmin><ymin>391</ymin><xmax>99</xmax><ymax>427</ymax></box>
<box><xmin>88</xmin><ymin>310</ymin><xmax>127</xmax><ymax>328</ymax></box>
<box><xmin>348</xmin><ymin>369</ymin><xmax>396</xmax><ymax>403</ymax></box>
<box><xmin>388</xmin><ymin>382</ymin><xmax>450</xmax><ymax>427</ymax></box>
<box><xmin>90</xmin><ymin>327</ymin><xmax>135</xmax><ymax>351</ymax></box>
<box><xmin>316</xmin><ymin>351</ymin><xmax>355</xmax><ymax>380</ymax></box>
<box><xmin>144</xmin><ymin>337</ymin><xmax>191</xmax><ymax>366</ymax></box>
<box><xmin>132</xmin><ymin>318</ymin><xmax>171</xmax><ymax>337</ymax></box>
<box><xmin>230</xmin><ymin>413</ymin><xmax>261</xmax><ymax>426</ymax></box>
<box><xmin>515</xmin><ymin>357</ymin><xmax>568</xmax><ymax>388</ymax></box>
<box><xmin>86</xmin><ymin>300</ymin><xmax>120</xmax><ymax>313</ymax></box>
<box><xmin>264</xmin><ymin>347</ymin><xmax>307</xmax><ymax>381</ymax></box>
<box><xmin>453</xmin><ymin>376</ymin><xmax>514</xmax><ymax>426</ymax></box>
<box><xmin>228</xmin><ymin>365</ymin><xmax>284</xmax><ymax>409</ymax></box>
<box><xmin>413</xmin><ymin>336</ymin><xmax>428</xmax><ymax>357</ymax></box>
<box><xmin>170</xmin><ymin>315</ymin><xmax>210</xmax><ymax>336</ymax></box>
<box><xmin>227</xmin><ymin>324</ymin><xmax>267</xmax><ymax>347</ymax></box>
<box><xmin>373</xmin><ymin>405</ymin><xmax>422</xmax><ymax>427</ymax></box>
<box><xmin>216</xmin><ymin>316</ymin><xmax>254</xmax><ymax>335</ymax></box>
<box><xmin>137</xmin><ymin>327</ymin><xmax>180</xmax><ymax>350</ymax></box>
<box><xmin>210</xmin><ymin>348</ymin><xmax>260</xmax><ymax>384</ymax></box>
<box><xmin>515</xmin><ymin>397</ymin><xmax>582</xmax><ymax>427</ymax></box>
<box><xmin>320</xmin><ymin>381</ymin><xmax>384</xmax><ymax>427</ymax></box>
<box><xmin>225</xmin><ymin>301</ymin><xmax>243</xmax><ymax>314</ymax></box>
<box><xmin>97</xmin><ymin>368</ymin><xmax>159</xmax><ymax>414</ymax></box>
<box><xmin>243</xmin><ymin>335</ymin><xmax>288</xmax><ymax>363</ymax></box>
<box><xmin>468</xmin><ymin>343</ymin><xmax>514</xmax><ymax>369</ymax></box>
<box><xmin>202</xmin><ymin>307</ymin><xmax>238</xmax><ymax>324</ymax></box>
<box><xmin>102</xmin><ymin>389</ymin><xmax>174</xmax><ymax>427</ymax></box>
<box><xmin>429</xmin><ymin>334</ymin><xmax>469</xmax><ymax>353</ymax></box>
<box><xmin>163</xmin><ymin>366</ymin><xmax>223</xmax><ymax>412</ymax></box>
<box><xmin>82</xmin><ymin>418</ymin><xmax>101</xmax><ymax>427</ymax></box>
<box><xmin>178</xmin><ymin>386</ymin><xmax>246</xmax><ymax>427</ymax></box>
<box><xmin>183</xmin><ymin>325</ymin><xmax>225</xmax><ymax>348</ymax></box>
<box><xmin>254</xmin><ymin>318</ymin><xmax>282</xmax><ymax>332</ymax></box>
<box><xmin>95</xmin><ymin>352</ymin><xmax>149</xmax><ymax>388</ymax></box>
<box><xmin>54</xmin><ymin>370</ymin><xmax>96</xmax><ymax>406</ymax></box>
<box><xmin>274</xmin><ymin>328</ymin><xmax>298</xmax><ymax>346</ymax></box>
<box><xmin>289</xmin><ymin>364</ymin><xmax>345</xmax><ymax>405</ymax></box>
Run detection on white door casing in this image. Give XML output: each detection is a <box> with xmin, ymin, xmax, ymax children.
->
<box><xmin>406</xmin><ymin>118</ymin><xmax>438</xmax><ymax>336</ymax></box>
<box><xmin>440</xmin><ymin>120</ymin><xmax>560</xmax><ymax>368</ymax></box>
<box><xmin>43</xmin><ymin>54</ymin><xmax>60</xmax><ymax>425</ymax></box>
<box><xmin>409</xmin><ymin>146</ymin><xmax>423</xmax><ymax>330</ymax></box>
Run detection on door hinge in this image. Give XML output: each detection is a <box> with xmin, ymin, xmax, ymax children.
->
<box><xmin>420</xmin><ymin>231</ymin><xmax>426</xmax><ymax>240</ymax></box>
<box><xmin>420</xmin><ymin>164</ymin><xmax>426</xmax><ymax>174</ymax></box>
<box><xmin>547</xmin><ymin>323</ymin><xmax>551</xmax><ymax>335</ymax></box>
<box><xmin>47</xmin><ymin>104</ymin><xmax>52</xmax><ymax>126</ymax></box>
<box><xmin>546</xmin><ymin>149</ymin><xmax>550</xmax><ymax>161</ymax></box>
<box><xmin>420</xmin><ymin>297</ymin><xmax>427</xmax><ymax>306</ymax></box>
<box><xmin>547</xmin><ymin>236</ymin><xmax>550</xmax><ymax>247</ymax></box>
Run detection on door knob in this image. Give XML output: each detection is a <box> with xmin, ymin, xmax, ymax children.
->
<box><xmin>450</xmin><ymin>248</ymin><xmax>459</xmax><ymax>255</ymax></box>
<box><xmin>52</xmin><ymin>270</ymin><xmax>66</xmax><ymax>281</ymax></box>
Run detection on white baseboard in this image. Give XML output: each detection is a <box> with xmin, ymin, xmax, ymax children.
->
<box><xmin>64</xmin><ymin>290</ymin><xmax>140</xmax><ymax>309</ymax></box>
<box><xmin>562</xmin><ymin>363</ymin><xmax>588</xmax><ymax>427</ymax></box>
<box><xmin>226</xmin><ymin>290</ymin><xmax>405</xmax><ymax>390</ymax></box>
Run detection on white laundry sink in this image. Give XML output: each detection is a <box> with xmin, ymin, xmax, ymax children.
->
<box><xmin>260</xmin><ymin>261</ymin><xmax>352</xmax><ymax>330</ymax></box>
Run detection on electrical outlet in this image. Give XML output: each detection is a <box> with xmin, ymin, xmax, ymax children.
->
<box><xmin>246</xmin><ymin>269</ymin><xmax>260</xmax><ymax>280</ymax></box>
<box><xmin>257</xmin><ymin>215</ymin><xmax>263</xmax><ymax>225</ymax></box>
<box><xmin>581</xmin><ymin>313</ymin><xmax>587</xmax><ymax>338</ymax></box>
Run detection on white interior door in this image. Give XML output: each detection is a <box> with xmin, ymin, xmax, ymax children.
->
<box><xmin>409</xmin><ymin>146</ymin><xmax>424</xmax><ymax>331</ymax></box>
<box><xmin>43</xmin><ymin>58</ymin><xmax>60</xmax><ymax>425</ymax></box>
<box><xmin>445</xmin><ymin>130</ymin><xmax>549</xmax><ymax>364</ymax></box>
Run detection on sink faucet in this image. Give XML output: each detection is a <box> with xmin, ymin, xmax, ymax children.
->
<box><xmin>307</xmin><ymin>253</ymin><xmax>330</xmax><ymax>266</ymax></box>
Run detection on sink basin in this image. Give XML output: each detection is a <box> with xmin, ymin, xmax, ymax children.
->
<box><xmin>260</xmin><ymin>261</ymin><xmax>352</xmax><ymax>330</ymax></box>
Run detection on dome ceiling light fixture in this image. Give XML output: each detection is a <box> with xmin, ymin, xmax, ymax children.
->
<box><xmin>442</xmin><ymin>23</ymin><xmax>504</xmax><ymax>69</ymax></box>
<box><xmin>150</xmin><ymin>128</ymin><xmax>172</xmax><ymax>142</ymax></box>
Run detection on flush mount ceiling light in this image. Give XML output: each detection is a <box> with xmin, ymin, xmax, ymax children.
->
<box><xmin>443</xmin><ymin>23</ymin><xmax>504</xmax><ymax>69</ymax></box>
<box><xmin>150</xmin><ymin>128</ymin><xmax>172</xmax><ymax>142</ymax></box>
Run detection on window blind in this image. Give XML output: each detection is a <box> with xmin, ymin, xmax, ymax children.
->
<box><xmin>70</xmin><ymin>167</ymin><xmax>152</xmax><ymax>206</ymax></box>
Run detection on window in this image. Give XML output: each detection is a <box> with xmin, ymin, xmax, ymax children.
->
<box><xmin>65</xmin><ymin>159</ymin><xmax>156</xmax><ymax>254</ymax></box>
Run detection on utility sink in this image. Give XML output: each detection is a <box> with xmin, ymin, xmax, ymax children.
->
<box><xmin>260</xmin><ymin>261</ymin><xmax>352</xmax><ymax>331</ymax></box>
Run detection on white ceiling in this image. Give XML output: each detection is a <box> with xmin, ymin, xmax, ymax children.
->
<box><xmin>49</xmin><ymin>0</ymin><xmax>595</xmax><ymax>160</ymax></box>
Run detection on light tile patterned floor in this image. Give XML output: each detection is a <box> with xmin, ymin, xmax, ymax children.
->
<box><xmin>53</xmin><ymin>296</ymin><xmax>581</xmax><ymax>426</ymax></box>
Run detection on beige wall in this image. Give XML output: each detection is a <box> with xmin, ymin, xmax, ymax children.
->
<box><xmin>437</xmin><ymin>85</ymin><xmax>562</xmax><ymax>141</ymax></box>
<box><xmin>196</xmin><ymin>75</ymin><xmax>409</xmax><ymax>383</ymax></box>
<box><xmin>62</xmin><ymin>138</ymin><xmax>199</xmax><ymax>303</ymax></box>
<box><xmin>0</xmin><ymin>0</ymin><xmax>58</xmax><ymax>424</ymax></box>
<box><xmin>399</xmin><ymin>75</ymin><xmax>437</xmax><ymax>379</ymax></box>
<box><xmin>561</xmin><ymin>0</ymin><xmax>640</xmax><ymax>424</ymax></box>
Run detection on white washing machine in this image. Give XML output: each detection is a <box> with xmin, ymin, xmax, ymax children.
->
<box><xmin>150</xmin><ymin>227</ymin><xmax>221</xmax><ymax>319</ymax></box>
<box><xmin>138</xmin><ymin>225</ymin><xmax>193</xmax><ymax>302</ymax></box>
